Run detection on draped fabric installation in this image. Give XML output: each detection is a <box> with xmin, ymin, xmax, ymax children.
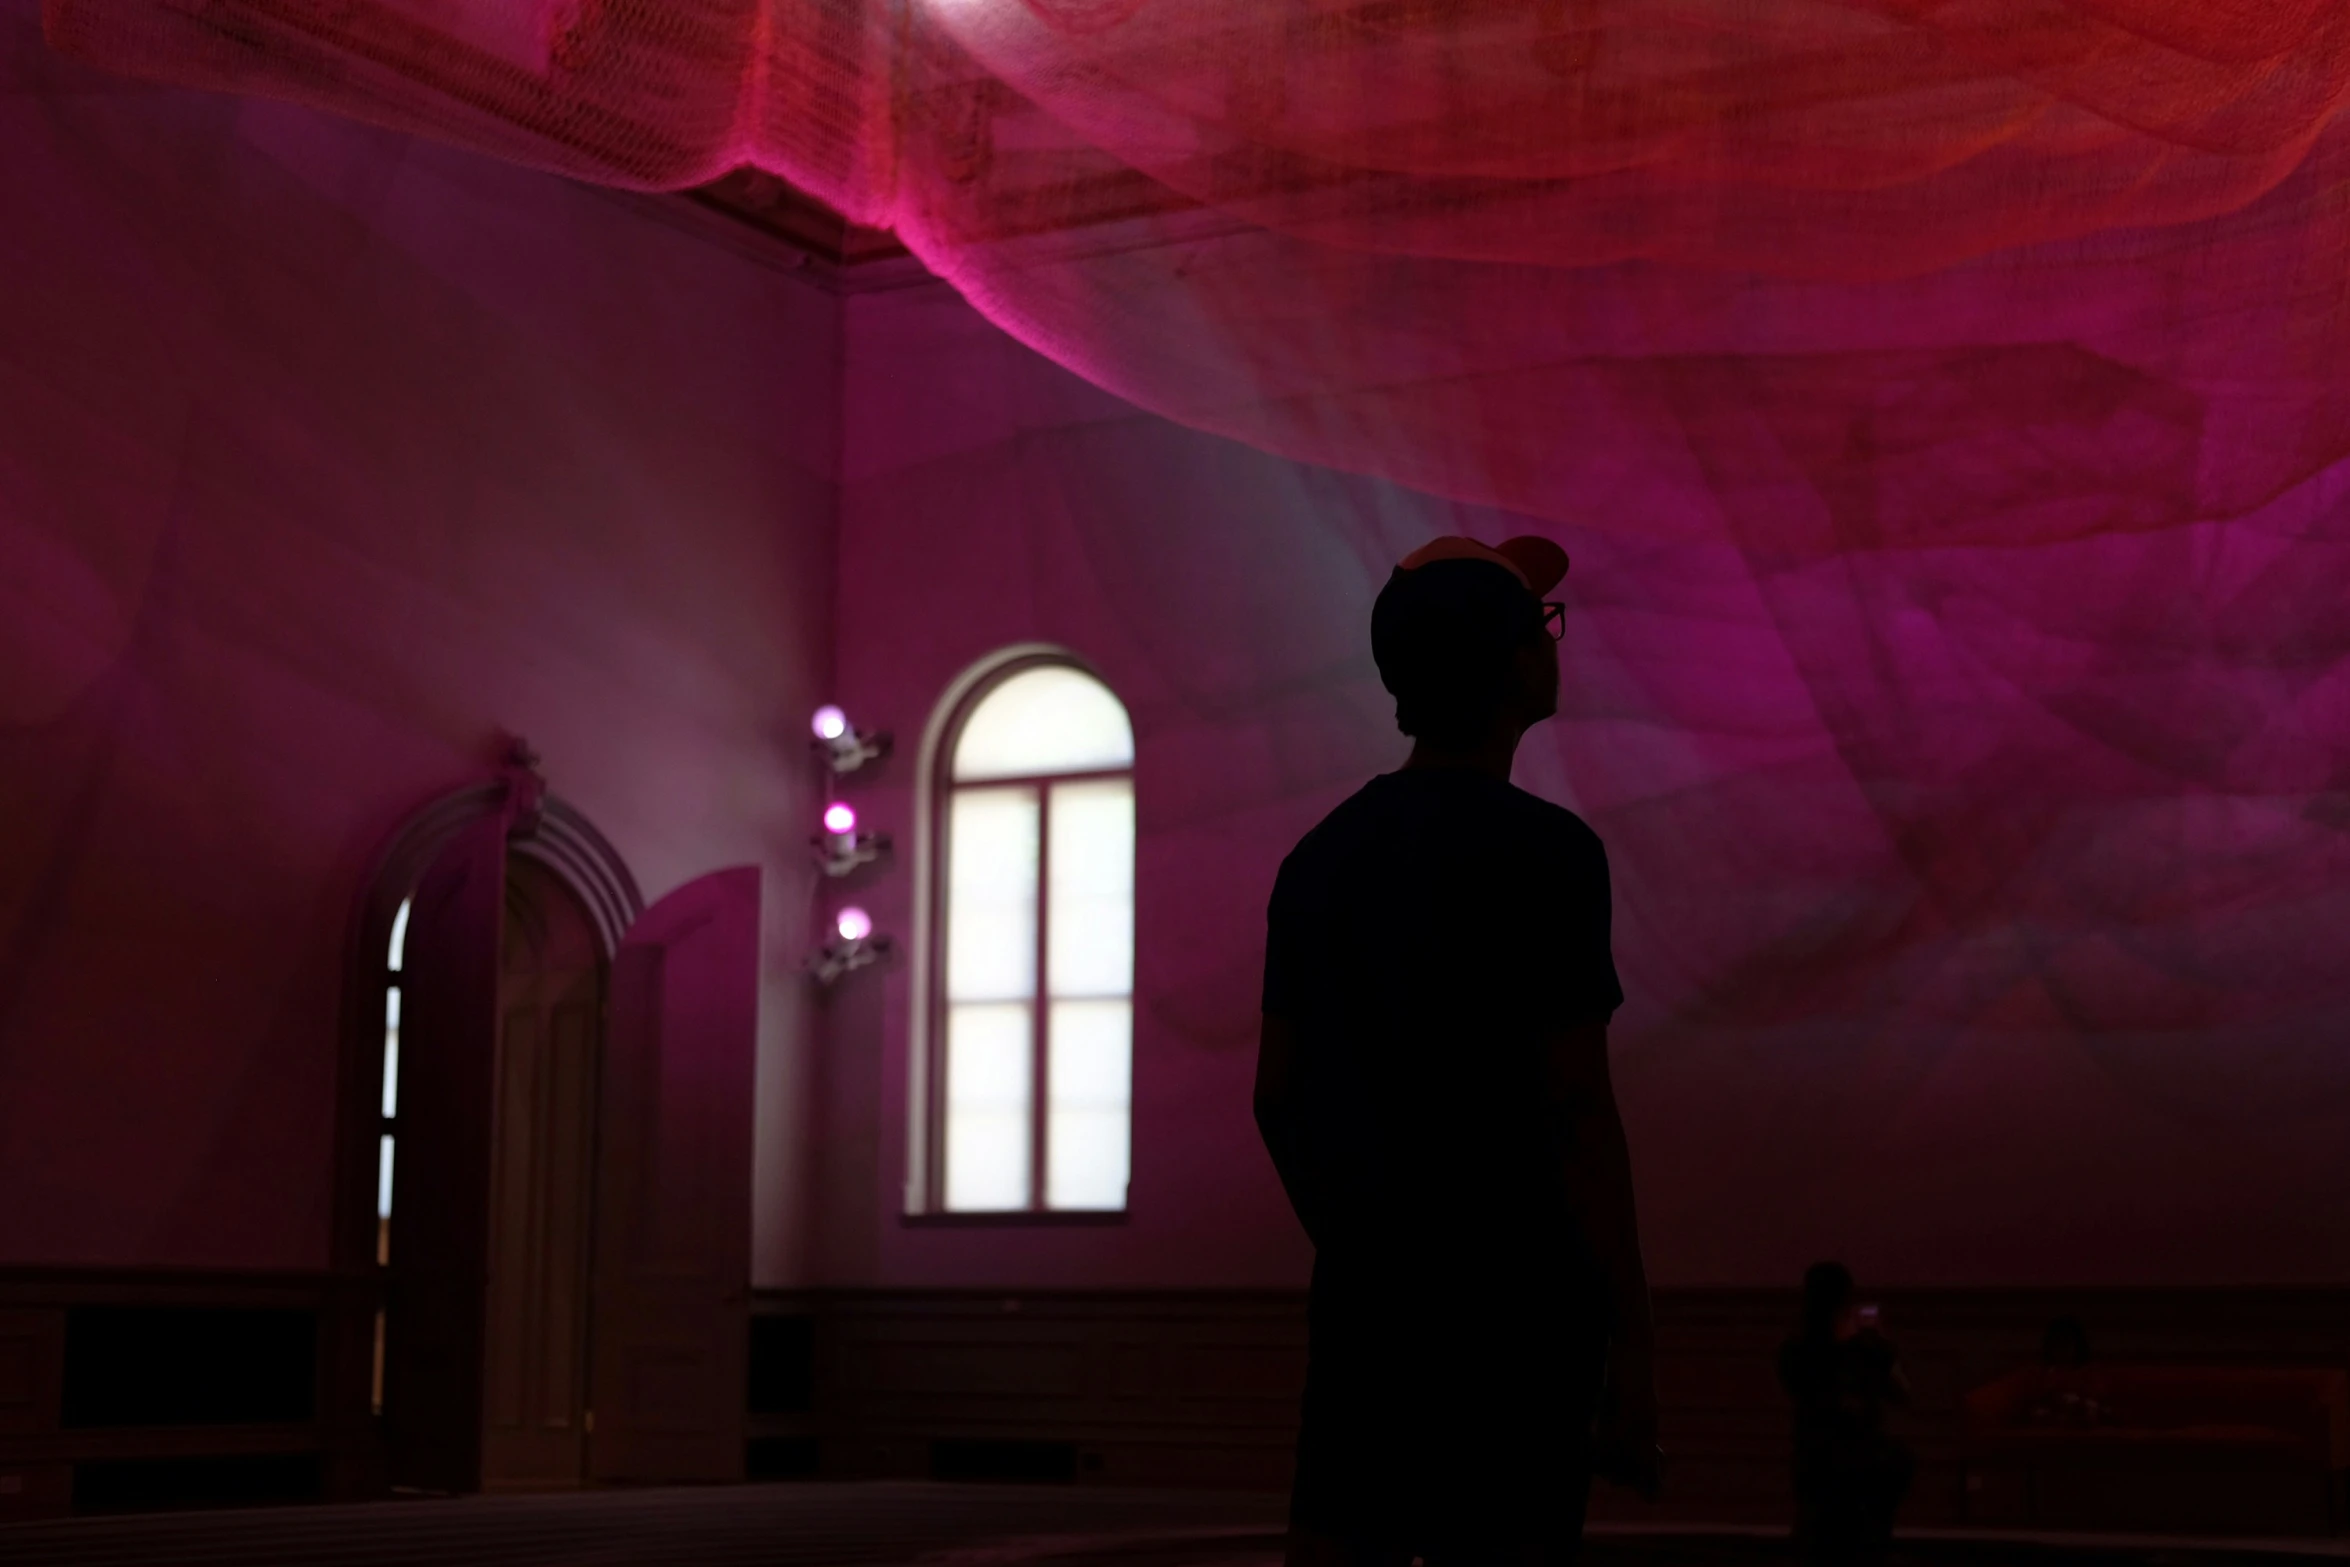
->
<box><xmin>44</xmin><ymin>2</ymin><xmax>2350</xmax><ymax>535</ymax></box>
<box><xmin>37</xmin><ymin>1</ymin><xmax>2350</xmax><ymax>1119</ymax></box>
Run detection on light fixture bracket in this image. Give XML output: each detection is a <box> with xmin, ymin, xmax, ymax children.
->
<box><xmin>809</xmin><ymin>934</ymin><xmax>895</xmax><ymax>984</ymax></box>
<box><xmin>812</xmin><ymin>830</ymin><xmax>893</xmax><ymax>878</ymax></box>
<box><xmin>815</xmin><ymin>728</ymin><xmax>892</xmax><ymax>774</ymax></box>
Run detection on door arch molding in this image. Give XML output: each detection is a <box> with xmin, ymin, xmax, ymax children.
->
<box><xmin>337</xmin><ymin>764</ymin><xmax>643</xmax><ymax>1250</ymax></box>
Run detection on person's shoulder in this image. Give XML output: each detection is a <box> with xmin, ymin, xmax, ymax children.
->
<box><xmin>1504</xmin><ymin>784</ymin><xmax>1608</xmax><ymax>861</ymax></box>
<box><xmin>1276</xmin><ymin>777</ymin><xmax>1395</xmax><ymax>875</ymax></box>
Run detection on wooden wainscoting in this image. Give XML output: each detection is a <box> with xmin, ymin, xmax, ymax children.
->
<box><xmin>10</xmin><ymin>1273</ymin><xmax>2345</xmax><ymax>1530</ymax></box>
<box><xmin>763</xmin><ymin>1290</ymin><xmax>1309</xmax><ymax>1492</ymax></box>
<box><xmin>757</xmin><ymin>1286</ymin><xmax>2350</xmax><ymax>1534</ymax></box>
<box><xmin>0</xmin><ymin>1268</ymin><xmax>380</xmax><ymax>1522</ymax></box>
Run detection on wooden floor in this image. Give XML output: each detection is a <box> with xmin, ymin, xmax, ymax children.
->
<box><xmin>1</xmin><ymin>1483</ymin><xmax>2343</xmax><ymax>1567</ymax></box>
<box><xmin>0</xmin><ymin>1482</ymin><xmax>1284</xmax><ymax>1567</ymax></box>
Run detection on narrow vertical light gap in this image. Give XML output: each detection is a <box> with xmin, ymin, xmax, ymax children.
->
<box><xmin>382</xmin><ymin>988</ymin><xmax>401</xmax><ymax>1119</ymax></box>
<box><xmin>376</xmin><ymin>1134</ymin><xmax>396</xmax><ymax>1263</ymax></box>
<box><xmin>379</xmin><ymin>898</ymin><xmax>407</xmax><ymax>1272</ymax></box>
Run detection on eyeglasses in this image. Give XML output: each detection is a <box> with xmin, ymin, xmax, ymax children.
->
<box><xmin>1541</xmin><ymin>601</ymin><xmax>1565</xmax><ymax>641</ymax></box>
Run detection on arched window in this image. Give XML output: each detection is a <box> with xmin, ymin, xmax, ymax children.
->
<box><xmin>929</xmin><ymin>660</ymin><xmax>1136</xmax><ymax>1213</ymax></box>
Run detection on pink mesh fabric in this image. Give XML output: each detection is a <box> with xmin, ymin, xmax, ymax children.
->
<box><xmin>41</xmin><ymin>0</ymin><xmax>2350</xmax><ymax>539</ymax></box>
<box><xmin>34</xmin><ymin>0</ymin><xmax>2350</xmax><ymax>1130</ymax></box>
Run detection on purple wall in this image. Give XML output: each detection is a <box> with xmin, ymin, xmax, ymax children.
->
<box><xmin>0</xmin><ymin>7</ymin><xmax>839</xmax><ymax>1283</ymax></box>
<box><xmin>827</xmin><ymin>278</ymin><xmax>2350</xmax><ymax>1291</ymax></box>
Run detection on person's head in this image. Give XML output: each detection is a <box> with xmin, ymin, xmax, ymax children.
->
<box><xmin>2042</xmin><ymin>1316</ymin><xmax>2091</xmax><ymax>1368</ymax></box>
<box><xmin>1370</xmin><ymin>536</ymin><xmax>1569</xmax><ymax>752</ymax></box>
<box><xmin>1801</xmin><ymin>1260</ymin><xmax>1856</xmax><ymax>1341</ymax></box>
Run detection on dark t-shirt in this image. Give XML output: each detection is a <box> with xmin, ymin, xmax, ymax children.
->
<box><xmin>1779</xmin><ymin>1332</ymin><xmax>1903</xmax><ymax>1451</ymax></box>
<box><xmin>1262</xmin><ymin>767</ymin><xmax>1623</xmax><ymax>1279</ymax></box>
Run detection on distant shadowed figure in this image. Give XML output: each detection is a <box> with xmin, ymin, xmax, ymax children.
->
<box><xmin>1779</xmin><ymin>1262</ymin><xmax>1914</xmax><ymax>1565</ymax></box>
<box><xmin>2021</xmin><ymin>1315</ymin><xmax>2113</xmax><ymax>1427</ymax></box>
<box><xmin>1256</xmin><ymin>536</ymin><xmax>1660</xmax><ymax>1567</ymax></box>
<box><xmin>2042</xmin><ymin>1316</ymin><xmax>2091</xmax><ymax>1369</ymax></box>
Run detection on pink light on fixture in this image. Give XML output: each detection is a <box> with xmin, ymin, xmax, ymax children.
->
<box><xmin>836</xmin><ymin>906</ymin><xmax>873</xmax><ymax>942</ymax></box>
<box><xmin>823</xmin><ymin>802</ymin><xmax>857</xmax><ymax>835</ymax></box>
<box><xmin>811</xmin><ymin>705</ymin><xmax>849</xmax><ymax>741</ymax></box>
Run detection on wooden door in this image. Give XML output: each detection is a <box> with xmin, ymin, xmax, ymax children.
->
<box><xmin>382</xmin><ymin>815</ymin><xmax>505</xmax><ymax>1493</ymax></box>
<box><xmin>480</xmin><ymin>858</ymin><xmax>604</xmax><ymax>1488</ymax></box>
<box><xmin>588</xmin><ymin>867</ymin><xmax>761</xmax><ymax>1482</ymax></box>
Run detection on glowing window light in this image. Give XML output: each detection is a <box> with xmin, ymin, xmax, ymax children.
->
<box><xmin>382</xmin><ymin>989</ymin><xmax>400</xmax><ymax>1120</ymax></box>
<box><xmin>812</xmin><ymin>705</ymin><xmax>849</xmax><ymax>741</ymax></box>
<box><xmin>836</xmin><ymin>906</ymin><xmax>874</xmax><ymax>942</ymax></box>
<box><xmin>823</xmin><ymin>802</ymin><xmax>858</xmax><ymax>835</ymax></box>
<box><xmin>952</xmin><ymin>666</ymin><xmax>1132</xmax><ymax>782</ymax></box>
<box><xmin>933</xmin><ymin>659</ymin><xmax>1134</xmax><ymax>1216</ymax></box>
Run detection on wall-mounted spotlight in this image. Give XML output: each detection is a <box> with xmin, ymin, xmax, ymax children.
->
<box><xmin>811</xmin><ymin>704</ymin><xmax>891</xmax><ymax>774</ymax></box>
<box><xmin>810</xmin><ymin>904</ymin><xmax>893</xmax><ymax>984</ymax></box>
<box><xmin>813</xmin><ymin>799</ymin><xmax>892</xmax><ymax>877</ymax></box>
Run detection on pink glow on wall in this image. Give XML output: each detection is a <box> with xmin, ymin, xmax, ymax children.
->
<box><xmin>0</xmin><ymin>19</ymin><xmax>839</xmax><ymax>1281</ymax></box>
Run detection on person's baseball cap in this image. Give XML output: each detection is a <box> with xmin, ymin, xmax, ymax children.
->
<box><xmin>1393</xmin><ymin>534</ymin><xmax>1570</xmax><ymax>595</ymax></box>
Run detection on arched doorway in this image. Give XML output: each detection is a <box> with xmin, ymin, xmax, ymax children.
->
<box><xmin>342</xmin><ymin>762</ymin><xmax>762</xmax><ymax>1496</ymax></box>
<box><xmin>368</xmin><ymin>853</ymin><xmax>609</xmax><ymax>1490</ymax></box>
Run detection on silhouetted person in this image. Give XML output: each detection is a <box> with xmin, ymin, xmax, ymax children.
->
<box><xmin>2041</xmin><ymin>1316</ymin><xmax>2090</xmax><ymax>1369</ymax></box>
<box><xmin>1256</xmin><ymin>537</ymin><xmax>1659</xmax><ymax>1567</ymax></box>
<box><xmin>2022</xmin><ymin>1315</ymin><xmax>2112</xmax><ymax>1427</ymax></box>
<box><xmin>1779</xmin><ymin>1263</ymin><xmax>1913</xmax><ymax>1565</ymax></box>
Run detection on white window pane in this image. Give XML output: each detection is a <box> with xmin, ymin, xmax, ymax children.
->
<box><xmin>381</xmin><ymin>987</ymin><xmax>400</xmax><ymax>1121</ymax></box>
<box><xmin>1047</xmin><ymin>1000</ymin><xmax>1130</xmax><ymax>1210</ymax></box>
<box><xmin>953</xmin><ymin>666</ymin><xmax>1135</xmax><ymax>782</ymax></box>
<box><xmin>1048</xmin><ymin>1114</ymin><xmax>1129</xmax><ymax>1211</ymax></box>
<box><xmin>1049</xmin><ymin>999</ymin><xmax>1132</xmax><ymax>1105</ymax></box>
<box><xmin>388</xmin><ymin>898</ymin><xmax>411</xmax><ymax>972</ymax></box>
<box><xmin>1048</xmin><ymin>779</ymin><xmax>1134</xmax><ymax>998</ymax></box>
<box><xmin>377</xmin><ymin>1135</ymin><xmax>396</xmax><ymax>1220</ymax></box>
<box><xmin>945</xmin><ymin>1002</ymin><xmax>1032</xmax><ymax>1210</ymax></box>
<box><xmin>946</xmin><ymin>787</ymin><xmax>1038</xmax><ymax>1003</ymax></box>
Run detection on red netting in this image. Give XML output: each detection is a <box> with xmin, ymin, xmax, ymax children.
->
<box><xmin>36</xmin><ymin>0</ymin><xmax>2350</xmax><ymax>1123</ymax></box>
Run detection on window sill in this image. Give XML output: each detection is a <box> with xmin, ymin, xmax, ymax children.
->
<box><xmin>900</xmin><ymin>1209</ymin><xmax>1128</xmax><ymax>1228</ymax></box>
